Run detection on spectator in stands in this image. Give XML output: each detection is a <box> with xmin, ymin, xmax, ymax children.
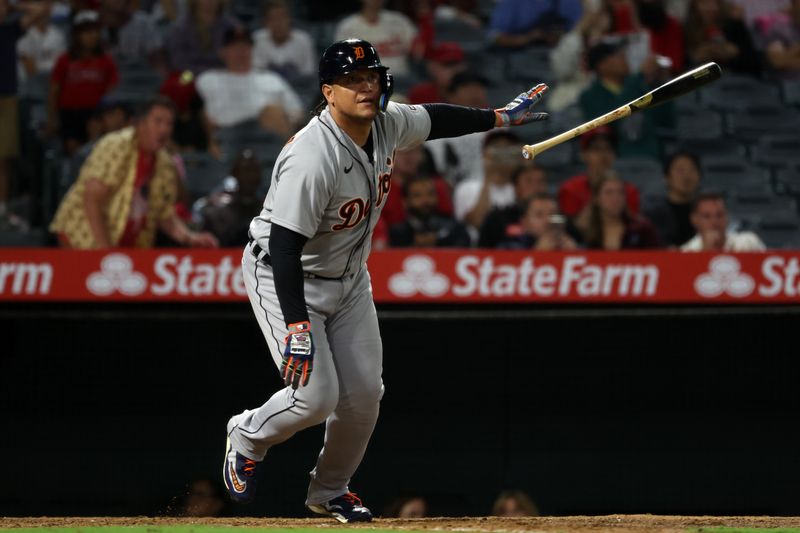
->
<box><xmin>492</xmin><ymin>489</ymin><xmax>539</xmax><ymax>517</ymax></box>
<box><xmin>164</xmin><ymin>0</ymin><xmax>238</xmax><ymax>75</ymax></box>
<box><xmin>426</xmin><ymin>71</ymin><xmax>489</xmax><ymax>186</ymax></box>
<box><xmin>194</xmin><ymin>149</ymin><xmax>262</xmax><ymax>247</ymax></box>
<box><xmin>644</xmin><ymin>151</ymin><xmax>701</xmax><ymax>247</ymax></box>
<box><xmin>558</xmin><ymin>127</ymin><xmax>641</xmax><ymax>218</ymax></box>
<box><xmin>681</xmin><ymin>191</ymin><xmax>766</xmax><ymax>251</ymax></box>
<box><xmin>454</xmin><ymin>130</ymin><xmax>521</xmax><ymax>238</ymax></box>
<box><xmin>380</xmin><ymin>144</ymin><xmax>453</xmax><ymax>228</ymax></box>
<box><xmin>17</xmin><ymin>0</ymin><xmax>66</xmax><ymax>80</ymax></box>
<box><xmin>66</xmin><ymin>99</ymin><xmax>133</xmax><ymax>192</ymax></box>
<box><xmin>252</xmin><ymin>0</ymin><xmax>315</xmax><ymax>81</ymax></box>
<box><xmin>765</xmin><ymin>0</ymin><xmax>800</xmax><ymax>80</ymax></box>
<box><xmin>729</xmin><ymin>0</ymin><xmax>789</xmax><ymax>32</ymax></box>
<box><xmin>488</xmin><ymin>0</ymin><xmax>582</xmax><ymax>48</ymax></box>
<box><xmin>636</xmin><ymin>0</ymin><xmax>685</xmax><ymax>74</ymax></box>
<box><xmin>434</xmin><ymin>0</ymin><xmax>483</xmax><ymax>29</ymax></box>
<box><xmin>498</xmin><ymin>194</ymin><xmax>579</xmax><ymax>250</ymax></box>
<box><xmin>479</xmin><ymin>162</ymin><xmax>548</xmax><ymax>248</ymax></box>
<box><xmin>333</xmin><ymin>0</ymin><xmax>418</xmax><ymax>76</ymax></box>
<box><xmin>50</xmin><ymin>96</ymin><xmax>219</xmax><ymax>249</ymax></box>
<box><xmin>0</xmin><ymin>0</ymin><xmax>48</xmax><ymax>229</ymax></box>
<box><xmin>575</xmin><ymin>172</ymin><xmax>660</xmax><ymax>249</ymax></box>
<box><xmin>408</xmin><ymin>42</ymin><xmax>466</xmax><ymax>104</ymax></box>
<box><xmin>684</xmin><ymin>0</ymin><xmax>761</xmax><ymax>76</ymax></box>
<box><xmin>579</xmin><ymin>38</ymin><xmax>673</xmax><ymax>159</ymax></box>
<box><xmin>47</xmin><ymin>10</ymin><xmax>119</xmax><ymax>156</ymax></box>
<box><xmin>100</xmin><ymin>0</ymin><xmax>165</xmax><ymax>68</ymax></box>
<box><xmin>389</xmin><ymin>174</ymin><xmax>470</xmax><ymax>247</ymax></box>
<box><xmin>196</xmin><ymin>26</ymin><xmax>303</xmax><ymax>143</ymax></box>
<box><xmin>382</xmin><ymin>494</ymin><xmax>429</xmax><ymax>518</ymax></box>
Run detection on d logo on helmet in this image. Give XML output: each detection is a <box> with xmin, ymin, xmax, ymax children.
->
<box><xmin>354</xmin><ymin>47</ymin><xmax>365</xmax><ymax>60</ymax></box>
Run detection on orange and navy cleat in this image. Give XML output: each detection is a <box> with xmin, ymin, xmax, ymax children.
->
<box><xmin>222</xmin><ymin>437</ymin><xmax>262</xmax><ymax>503</ymax></box>
<box><xmin>308</xmin><ymin>492</ymin><xmax>373</xmax><ymax>523</ymax></box>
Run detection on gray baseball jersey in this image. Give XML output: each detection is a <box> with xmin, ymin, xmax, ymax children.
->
<box><xmin>248</xmin><ymin>101</ymin><xmax>431</xmax><ymax>278</ymax></box>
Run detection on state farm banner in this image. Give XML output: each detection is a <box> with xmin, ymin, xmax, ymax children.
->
<box><xmin>1</xmin><ymin>248</ymin><xmax>799</xmax><ymax>303</ymax></box>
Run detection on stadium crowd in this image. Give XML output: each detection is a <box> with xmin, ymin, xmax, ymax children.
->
<box><xmin>2</xmin><ymin>0</ymin><xmax>799</xmax><ymax>251</ymax></box>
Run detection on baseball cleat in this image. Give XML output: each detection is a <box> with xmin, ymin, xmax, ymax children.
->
<box><xmin>308</xmin><ymin>492</ymin><xmax>373</xmax><ymax>523</ymax></box>
<box><xmin>222</xmin><ymin>437</ymin><xmax>261</xmax><ymax>504</ymax></box>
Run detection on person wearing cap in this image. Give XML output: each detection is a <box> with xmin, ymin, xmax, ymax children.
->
<box><xmin>196</xmin><ymin>26</ymin><xmax>303</xmax><ymax>142</ymax></box>
<box><xmin>253</xmin><ymin>0</ymin><xmax>315</xmax><ymax>80</ymax></box>
<box><xmin>579</xmin><ymin>37</ymin><xmax>673</xmax><ymax>159</ymax></box>
<box><xmin>408</xmin><ymin>42</ymin><xmax>466</xmax><ymax>104</ymax></box>
<box><xmin>47</xmin><ymin>10</ymin><xmax>119</xmax><ymax>156</ymax></box>
<box><xmin>558</xmin><ymin>126</ymin><xmax>641</xmax><ymax>218</ymax></box>
<box><xmin>333</xmin><ymin>0</ymin><xmax>417</xmax><ymax>76</ymax></box>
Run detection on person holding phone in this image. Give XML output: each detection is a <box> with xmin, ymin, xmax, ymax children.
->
<box><xmin>498</xmin><ymin>194</ymin><xmax>580</xmax><ymax>250</ymax></box>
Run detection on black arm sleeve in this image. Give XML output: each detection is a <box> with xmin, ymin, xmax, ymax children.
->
<box><xmin>421</xmin><ymin>104</ymin><xmax>497</xmax><ymax>140</ymax></box>
<box><xmin>269</xmin><ymin>223</ymin><xmax>310</xmax><ymax>327</ymax></box>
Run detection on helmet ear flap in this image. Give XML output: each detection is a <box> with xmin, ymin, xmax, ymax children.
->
<box><xmin>379</xmin><ymin>71</ymin><xmax>394</xmax><ymax>112</ymax></box>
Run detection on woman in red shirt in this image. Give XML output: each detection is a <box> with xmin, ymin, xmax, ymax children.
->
<box><xmin>47</xmin><ymin>10</ymin><xmax>118</xmax><ymax>155</ymax></box>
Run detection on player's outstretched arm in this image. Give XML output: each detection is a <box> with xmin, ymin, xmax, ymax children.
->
<box><xmin>420</xmin><ymin>83</ymin><xmax>548</xmax><ymax>141</ymax></box>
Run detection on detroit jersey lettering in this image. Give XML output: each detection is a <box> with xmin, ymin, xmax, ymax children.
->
<box><xmin>249</xmin><ymin>102</ymin><xmax>431</xmax><ymax>278</ymax></box>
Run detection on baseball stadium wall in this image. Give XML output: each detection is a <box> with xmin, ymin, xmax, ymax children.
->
<box><xmin>1</xmin><ymin>249</ymin><xmax>799</xmax><ymax>517</ymax></box>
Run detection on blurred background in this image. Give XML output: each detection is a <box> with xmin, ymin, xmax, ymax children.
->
<box><xmin>1</xmin><ymin>0</ymin><xmax>800</xmax><ymax>520</ymax></box>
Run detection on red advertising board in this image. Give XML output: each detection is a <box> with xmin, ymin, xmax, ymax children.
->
<box><xmin>1</xmin><ymin>249</ymin><xmax>799</xmax><ymax>303</ymax></box>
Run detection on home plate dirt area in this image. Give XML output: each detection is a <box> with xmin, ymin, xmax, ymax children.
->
<box><xmin>3</xmin><ymin>515</ymin><xmax>800</xmax><ymax>533</ymax></box>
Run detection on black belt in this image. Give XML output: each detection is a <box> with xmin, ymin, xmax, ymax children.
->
<box><xmin>249</xmin><ymin>239</ymin><xmax>345</xmax><ymax>281</ymax></box>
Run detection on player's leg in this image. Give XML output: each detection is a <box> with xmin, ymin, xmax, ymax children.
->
<box><xmin>306</xmin><ymin>269</ymin><xmax>383</xmax><ymax>508</ymax></box>
<box><xmin>225</xmin><ymin>249</ymin><xmax>341</xmax><ymax>502</ymax></box>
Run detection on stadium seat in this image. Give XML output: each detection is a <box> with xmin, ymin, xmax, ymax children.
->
<box><xmin>726</xmin><ymin>105</ymin><xmax>799</xmax><ymax>140</ymax></box>
<box><xmin>505</xmin><ymin>46</ymin><xmax>555</xmax><ymax>83</ymax></box>
<box><xmin>728</xmin><ymin>194</ymin><xmax>797</xmax><ymax>229</ymax></box>
<box><xmin>213</xmin><ymin>121</ymin><xmax>287</xmax><ymax>164</ymax></box>
<box><xmin>699</xmin><ymin>75</ymin><xmax>781</xmax><ymax>111</ymax></box>
<box><xmin>751</xmin><ymin>136</ymin><xmax>800</xmax><ymax>169</ymax></box>
<box><xmin>782</xmin><ymin>80</ymin><xmax>800</xmax><ymax>106</ymax></box>
<box><xmin>664</xmin><ymin>138</ymin><xmax>747</xmax><ymax>159</ymax></box>
<box><xmin>757</xmin><ymin>212</ymin><xmax>800</xmax><ymax>249</ymax></box>
<box><xmin>674</xmin><ymin>109</ymin><xmax>723</xmax><ymax>140</ymax></box>
<box><xmin>701</xmin><ymin>156</ymin><xmax>772</xmax><ymax>192</ymax></box>
<box><xmin>776</xmin><ymin>168</ymin><xmax>800</xmax><ymax>196</ymax></box>
<box><xmin>434</xmin><ymin>19</ymin><xmax>487</xmax><ymax>53</ymax></box>
<box><xmin>180</xmin><ymin>152</ymin><xmax>230</xmax><ymax>199</ymax></box>
<box><xmin>614</xmin><ymin>157</ymin><xmax>662</xmax><ymax>189</ymax></box>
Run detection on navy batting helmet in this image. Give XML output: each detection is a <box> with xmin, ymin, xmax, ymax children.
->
<box><xmin>318</xmin><ymin>39</ymin><xmax>394</xmax><ymax>112</ymax></box>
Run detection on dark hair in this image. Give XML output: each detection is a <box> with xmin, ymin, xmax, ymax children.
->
<box><xmin>483</xmin><ymin>129</ymin><xmax>521</xmax><ymax>151</ymax></box>
<box><xmin>511</xmin><ymin>162</ymin><xmax>545</xmax><ymax>186</ymax></box>
<box><xmin>68</xmin><ymin>22</ymin><xmax>104</xmax><ymax>58</ymax></box>
<box><xmin>264</xmin><ymin>0</ymin><xmax>289</xmax><ymax>16</ymax></box>
<box><xmin>402</xmin><ymin>173</ymin><xmax>435</xmax><ymax>198</ymax></box>
<box><xmin>664</xmin><ymin>150</ymin><xmax>702</xmax><ymax>176</ymax></box>
<box><xmin>525</xmin><ymin>193</ymin><xmax>556</xmax><ymax>210</ymax></box>
<box><xmin>691</xmin><ymin>190</ymin><xmax>726</xmax><ymax>213</ymax></box>
<box><xmin>584</xmin><ymin>172</ymin><xmax>631</xmax><ymax>248</ymax></box>
<box><xmin>135</xmin><ymin>95</ymin><xmax>178</xmax><ymax>119</ymax></box>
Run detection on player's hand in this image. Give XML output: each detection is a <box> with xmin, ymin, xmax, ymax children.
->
<box><xmin>494</xmin><ymin>83</ymin><xmax>549</xmax><ymax>126</ymax></box>
<box><xmin>282</xmin><ymin>321</ymin><xmax>314</xmax><ymax>389</ymax></box>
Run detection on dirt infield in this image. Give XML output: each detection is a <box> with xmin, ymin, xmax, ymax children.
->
<box><xmin>3</xmin><ymin>516</ymin><xmax>800</xmax><ymax>532</ymax></box>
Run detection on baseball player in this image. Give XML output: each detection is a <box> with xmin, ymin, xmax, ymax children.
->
<box><xmin>223</xmin><ymin>38</ymin><xmax>548</xmax><ymax>522</ymax></box>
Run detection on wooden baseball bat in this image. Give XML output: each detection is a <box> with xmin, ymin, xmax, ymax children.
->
<box><xmin>521</xmin><ymin>62</ymin><xmax>722</xmax><ymax>160</ymax></box>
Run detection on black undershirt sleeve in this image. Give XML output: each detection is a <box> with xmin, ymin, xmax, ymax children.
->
<box><xmin>269</xmin><ymin>223</ymin><xmax>310</xmax><ymax>327</ymax></box>
<box><xmin>421</xmin><ymin>103</ymin><xmax>497</xmax><ymax>140</ymax></box>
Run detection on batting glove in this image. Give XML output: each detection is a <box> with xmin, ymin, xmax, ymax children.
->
<box><xmin>495</xmin><ymin>83</ymin><xmax>549</xmax><ymax>126</ymax></box>
<box><xmin>282</xmin><ymin>321</ymin><xmax>313</xmax><ymax>389</ymax></box>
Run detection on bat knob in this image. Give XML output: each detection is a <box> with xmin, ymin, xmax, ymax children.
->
<box><xmin>521</xmin><ymin>148</ymin><xmax>531</xmax><ymax>160</ymax></box>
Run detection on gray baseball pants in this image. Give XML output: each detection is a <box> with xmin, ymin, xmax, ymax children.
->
<box><xmin>228</xmin><ymin>242</ymin><xmax>384</xmax><ymax>506</ymax></box>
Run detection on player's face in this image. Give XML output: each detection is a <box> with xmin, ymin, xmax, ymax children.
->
<box><xmin>692</xmin><ymin>199</ymin><xmax>728</xmax><ymax>234</ymax></box>
<box><xmin>329</xmin><ymin>69</ymin><xmax>381</xmax><ymax>121</ymax></box>
<box><xmin>137</xmin><ymin>105</ymin><xmax>175</xmax><ymax>153</ymax></box>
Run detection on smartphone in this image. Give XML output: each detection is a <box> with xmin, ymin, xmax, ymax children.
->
<box><xmin>549</xmin><ymin>214</ymin><xmax>566</xmax><ymax>235</ymax></box>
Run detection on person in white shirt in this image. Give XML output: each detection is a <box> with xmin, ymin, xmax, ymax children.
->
<box><xmin>17</xmin><ymin>1</ymin><xmax>66</xmax><ymax>79</ymax></box>
<box><xmin>196</xmin><ymin>26</ymin><xmax>303</xmax><ymax>141</ymax></box>
<box><xmin>252</xmin><ymin>0</ymin><xmax>315</xmax><ymax>80</ymax></box>
<box><xmin>454</xmin><ymin>130</ymin><xmax>522</xmax><ymax>241</ymax></box>
<box><xmin>681</xmin><ymin>191</ymin><xmax>766</xmax><ymax>252</ymax></box>
<box><xmin>333</xmin><ymin>0</ymin><xmax>418</xmax><ymax>76</ymax></box>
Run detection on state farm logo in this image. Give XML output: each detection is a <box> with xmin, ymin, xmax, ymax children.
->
<box><xmin>694</xmin><ymin>255</ymin><xmax>755</xmax><ymax>298</ymax></box>
<box><xmin>388</xmin><ymin>255</ymin><xmax>450</xmax><ymax>297</ymax></box>
<box><xmin>86</xmin><ymin>253</ymin><xmax>147</xmax><ymax>296</ymax></box>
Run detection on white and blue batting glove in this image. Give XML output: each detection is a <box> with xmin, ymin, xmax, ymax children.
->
<box><xmin>495</xmin><ymin>83</ymin><xmax>549</xmax><ymax>126</ymax></box>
